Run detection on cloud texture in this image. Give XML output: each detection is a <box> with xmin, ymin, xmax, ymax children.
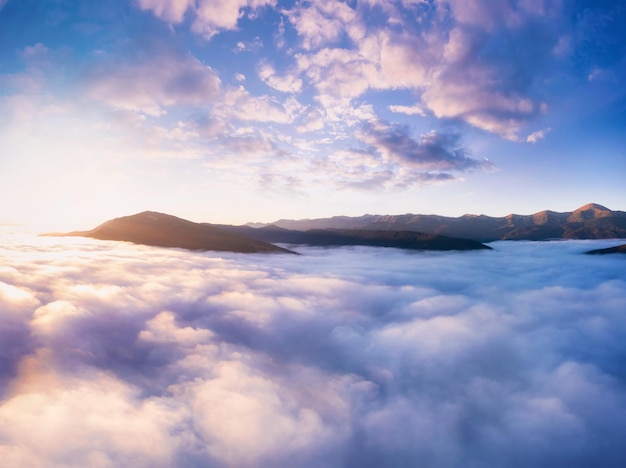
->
<box><xmin>2</xmin><ymin>0</ymin><xmax>625</xmax><ymax>225</ymax></box>
<box><xmin>1</xmin><ymin>229</ymin><xmax>626</xmax><ymax>467</ymax></box>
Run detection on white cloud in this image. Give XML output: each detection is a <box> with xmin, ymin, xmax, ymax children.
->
<box><xmin>136</xmin><ymin>0</ymin><xmax>194</xmax><ymax>23</ymax></box>
<box><xmin>258</xmin><ymin>62</ymin><xmax>303</xmax><ymax>94</ymax></box>
<box><xmin>388</xmin><ymin>104</ymin><xmax>427</xmax><ymax>116</ymax></box>
<box><xmin>234</xmin><ymin>37</ymin><xmax>264</xmax><ymax>53</ymax></box>
<box><xmin>295</xmin><ymin>47</ymin><xmax>380</xmax><ymax>102</ymax></box>
<box><xmin>286</xmin><ymin>0</ymin><xmax>362</xmax><ymax>50</ymax></box>
<box><xmin>526</xmin><ymin>127</ymin><xmax>552</xmax><ymax>143</ymax></box>
<box><xmin>137</xmin><ymin>0</ymin><xmax>277</xmax><ymax>40</ymax></box>
<box><xmin>283</xmin><ymin>0</ymin><xmax>569</xmax><ymax>140</ymax></box>
<box><xmin>0</xmin><ymin>359</ymin><xmax>183</xmax><ymax>467</ymax></box>
<box><xmin>2</xmin><ymin>231</ymin><xmax>626</xmax><ymax>466</ymax></box>
<box><xmin>296</xmin><ymin>107</ymin><xmax>326</xmax><ymax>133</ymax></box>
<box><xmin>377</xmin><ymin>32</ymin><xmax>432</xmax><ymax>89</ymax></box>
<box><xmin>214</xmin><ymin>86</ymin><xmax>303</xmax><ymax>124</ymax></box>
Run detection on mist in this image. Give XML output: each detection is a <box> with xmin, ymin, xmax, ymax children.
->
<box><xmin>1</xmin><ymin>229</ymin><xmax>625</xmax><ymax>467</ymax></box>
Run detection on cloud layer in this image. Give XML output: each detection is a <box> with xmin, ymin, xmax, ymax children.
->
<box><xmin>1</xmin><ymin>229</ymin><xmax>626</xmax><ymax>467</ymax></box>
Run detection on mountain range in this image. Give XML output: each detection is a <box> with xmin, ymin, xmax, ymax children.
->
<box><xmin>261</xmin><ymin>203</ymin><xmax>626</xmax><ymax>242</ymax></box>
<box><xmin>213</xmin><ymin>225</ymin><xmax>492</xmax><ymax>251</ymax></box>
<box><xmin>46</xmin><ymin>203</ymin><xmax>625</xmax><ymax>254</ymax></box>
<box><xmin>50</xmin><ymin>211</ymin><xmax>491</xmax><ymax>253</ymax></box>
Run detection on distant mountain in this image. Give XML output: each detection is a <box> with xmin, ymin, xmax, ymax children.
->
<box><xmin>49</xmin><ymin>212</ymin><xmax>295</xmax><ymax>254</ymax></box>
<box><xmin>585</xmin><ymin>244</ymin><xmax>626</xmax><ymax>255</ymax></box>
<box><xmin>213</xmin><ymin>224</ymin><xmax>492</xmax><ymax>251</ymax></box>
<box><xmin>267</xmin><ymin>203</ymin><xmax>626</xmax><ymax>242</ymax></box>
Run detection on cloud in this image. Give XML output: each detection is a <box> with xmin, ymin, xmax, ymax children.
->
<box><xmin>281</xmin><ymin>0</ymin><xmax>575</xmax><ymax>140</ymax></box>
<box><xmin>213</xmin><ymin>86</ymin><xmax>303</xmax><ymax>124</ymax></box>
<box><xmin>234</xmin><ymin>37</ymin><xmax>264</xmax><ymax>53</ymax></box>
<box><xmin>20</xmin><ymin>43</ymin><xmax>48</xmax><ymax>60</ymax></box>
<box><xmin>286</xmin><ymin>117</ymin><xmax>492</xmax><ymax>190</ymax></box>
<box><xmin>0</xmin><ymin>71</ymin><xmax>45</xmax><ymax>96</ymax></box>
<box><xmin>135</xmin><ymin>0</ymin><xmax>194</xmax><ymax>23</ymax></box>
<box><xmin>294</xmin><ymin>47</ymin><xmax>381</xmax><ymax>105</ymax></box>
<box><xmin>137</xmin><ymin>0</ymin><xmax>277</xmax><ymax>40</ymax></box>
<box><xmin>285</xmin><ymin>0</ymin><xmax>363</xmax><ymax>51</ymax></box>
<box><xmin>388</xmin><ymin>104</ymin><xmax>427</xmax><ymax>117</ymax></box>
<box><xmin>0</xmin><ymin>43</ymin><xmax>56</xmax><ymax>95</ymax></box>
<box><xmin>358</xmin><ymin>122</ymin><xmax>486</xmax><ymax>172</ymax></box>
<box><xmin>84</xmin><ymin>47</ymin><xmax>222</xmax><ymax>116</ymax></box>
<box><xmin>258</xmin><ymin>62</ymin><xmax>303</xmax><ymax>94</ymax></box>
<box><xmin>220</xmin><ymin>131</ymin><xmax>286</xmax><ymax>158</ymax></box>
<box><xmin>5</xmin><ymin>0</ymin><xmax>588</xmax><ymax>203</ymax></box>
<box><xmin>2</xmin><ymin>231</ymin><xmax>626</xmax><ymax>466</ymax></box>
<box><xmin>257</xmin><ymin>172</ymin><xmax>303</xmax><ymax>193</ymax></box>
<box><xmin>308</xmin><ymin>145</ymin><xmax>457</xmax><ymax>191</ymax></box>
<box><xmin>416</xmin><ymin>0</ymin><xmax>566</xmax><ymax>139</ymax></box>
<box><xmin>311</xmin><ymin>147</ymin><xmax>394</xmax><ymax>190</ymax></box>
<box><xmin>296</xmin><ymin>107</ymin><xmax>326</xmax><ymax>133</ymax></box>
<box><xmin>526</xmin><ymin>127</ymin><xmax>552</xmax><ymax>143</ymax></box>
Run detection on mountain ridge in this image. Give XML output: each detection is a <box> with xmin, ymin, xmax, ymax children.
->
<box><xmin>213</xmin><ymin>224</ymin><xmax>492</xmax><ymax>251</ymax></box>
<box><xmin>47</xmin><ymin>211</ymin><xmax>491</xmax><ymax>253</ymax></box>
<box><xmin>264</xmin><ymin>203</ymin><xmax>626</xmax><ymax>242</ymax></box>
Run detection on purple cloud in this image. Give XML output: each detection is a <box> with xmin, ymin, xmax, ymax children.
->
<box><xmin>1</xmin><ymin>230</ymin><xmax>626</xmax><ymax>466</ymax></box>
<box><xmin>358</xmin><ymin>121</ymin><xmax>487</xmax><ymax>171</ymax></box>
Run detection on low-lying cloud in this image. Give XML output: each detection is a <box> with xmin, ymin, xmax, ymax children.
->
<box><xmin>1</xmin><ymin>229</ymin><xmax>626</xmax><ymax>467</ymax></box>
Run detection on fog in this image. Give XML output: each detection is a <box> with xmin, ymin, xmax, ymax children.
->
<box><xmin>1</xmin><ymin>229</ymin><xmax>625</xmax><ymax>467</ymax></box>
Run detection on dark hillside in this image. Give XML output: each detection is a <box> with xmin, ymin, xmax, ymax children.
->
<box><xmin>49</xmin><ymin>212</ymin><xmax>295</xmax><ymax>254</ymax></box>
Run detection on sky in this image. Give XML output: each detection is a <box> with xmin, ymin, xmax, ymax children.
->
<box><xmin>1</xmin><ymin>232</ymin><xmax>626</xmax><ymax>466</ymax></box>
<box><xmin>1</xmin><ymin>0</ymin><xmax>625</xmax><ymax>227</ymax></box>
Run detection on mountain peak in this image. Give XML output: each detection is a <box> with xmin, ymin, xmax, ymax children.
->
<box><xmin>56</xmin><ymin>212</ymin><xmax>295</xmax><ymax>254</ymax></box>
<box><xmin>568</xmin><ymin>203</ymin><xmax>612</xmax><ymax>223</ymax></box>
<box><xmin>133</xmin><ymin>211</ymin><xmax>181</xmax><ymax>220</ymax></box>
<box><xmin>574</xmin><ymin>203</ymin><xmax>610</xmax><ymax>212</ymax></box>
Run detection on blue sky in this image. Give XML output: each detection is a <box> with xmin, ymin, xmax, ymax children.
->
<box><xmin>1</xmin><ymin>0</ymin><xmax>625</xmax><ymax>227</ymax></box>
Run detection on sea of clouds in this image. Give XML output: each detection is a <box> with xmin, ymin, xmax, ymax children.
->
<box><xmin>0</xmin><ymin>228</ymin><xmax>625</xmax><ymax>467</ymax></box>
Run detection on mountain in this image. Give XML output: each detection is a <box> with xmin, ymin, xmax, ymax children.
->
<box><xmin>585</xmin><ymin>244</ymin><xmax>626</xmax><ymax>255</ymax></box>
<box><xmin>212</xmin><ymin>224</ymin><xmax>492</xmax><ymax>251</ymax></box>
<box><xmin>267</xmin><ymin>204</ymin><xmax>626</xmax><ymax>242</ymax></box>
<box><xmin>50</xmin><ymin>211</ymin><xmax>295</xmax><ymax>254</ymax></box>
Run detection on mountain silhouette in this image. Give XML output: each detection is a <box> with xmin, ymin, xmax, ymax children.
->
<box><xmin>265</xmin><ymin>203</ymin><xmax>626</xmax><ymax>242</ymax></box>
<box><xmin>51</xmin><ymin>211</ymin><xmax>295</xmax><ymax>254</ymax></box>
<box><xmin>585</xmin><ymin>244</ymin><xmax>626</xmax><ymax>255</ymax></box>
<box><xmin>212</xmin><ymin>225</ymin><xmax>492</xmax><ymax>251</ymax></box>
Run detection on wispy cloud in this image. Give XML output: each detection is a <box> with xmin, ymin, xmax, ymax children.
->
<box><xmin>83</xmin><ymin>47</ymin><xmax>222</xmax><ymax>116</ymax></box>
<box><xmin>388</xmin><ymin>104</ymin><xmax>427</xmax><ymax>117</ymax></box>
<box><xmin>526</xmin><ymin>127</ymin><xmax>552</xmax><ymax>143</ymax></box>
